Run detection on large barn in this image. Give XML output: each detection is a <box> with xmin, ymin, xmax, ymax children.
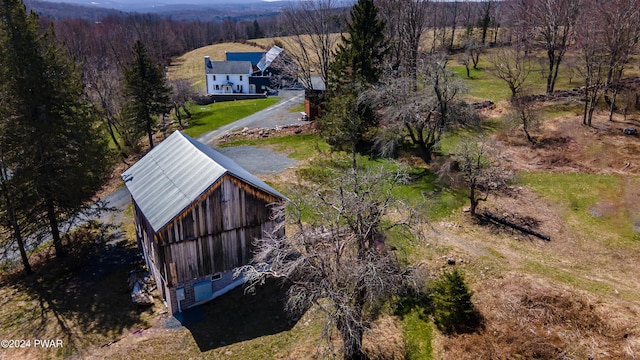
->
<box><xmin>121</xmin><ymin>131</ymin><xmax>286</xmax><ymax>314</ymax></box>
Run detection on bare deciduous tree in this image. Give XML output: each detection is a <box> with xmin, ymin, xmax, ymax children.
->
<box><xmin>508</xmin><ymin>0</ymin><xmax>582</xmax><ymax>94</ymax></box>
<box><xmin>452</xmin><ymin>137</ymin><xmax>510</xmax><ymax>216</ymax></box>
<box><xmin>239</xmin><ymin>165</ymin><xmax>420</xmax><ymax>360</ymax></box>
<box><xmin>488</xmin><ymin>45</ymin><xmax>532</xmax><ymax>99</ymax></box>
<box><xmin>508</xmin><ymin>96</ymin><xmax>540</xmax><ymax>144</ymax></box>
<box><xmin>371</xmin><ymin>56</ymin><xmax>473</xmax><ymax>165</ymax></box>
<box><xmin>575</xmin><ymin>10</ymin><xmax>608</xmax><ymax>127</ymax></box>
<box><xmin>594</xmin><ymin>0</ymin><xmax>640</xmax><ymax>121</ymax></box>
<box><xmin>479</xmin><ymin>0</ymin><xmax>496</xmax><ymax>45</ymax></box>
<box><xmin>168</xmin><ymin>79</ymin><xmax>195</xmax><ymax>128</ymax></box>
<box><xmin>279</xmin><ymin>0</ymin><xmax>342</xmax><ymax>90</ymax></box>
<box><xmin>378</xmin><ymin>0</ymin><xmax>429</xmax><ymax>79</ymax></box>
<box><xmin>84</xmin><ymin>57</ymin><xmax>125</xmax><ymax>152</ymax></box>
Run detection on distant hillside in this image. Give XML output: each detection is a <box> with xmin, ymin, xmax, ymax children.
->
<box><xmin>26</xmin><ymin>0</ymin><xmax>295</xmax><ymax>21</ymax></box>
<box><xmin>25</xmin><ymin>0</ymin><xmax>125</xmax><ymax>21</ymax></box>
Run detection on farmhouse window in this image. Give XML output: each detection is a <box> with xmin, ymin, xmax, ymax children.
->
<box><xmin>226</xmin><ymin>75</ymin><xmax>229</xmax><ymax>81</ymax></box>
<box><xmin>213</xmin><ymin>75</ymin><xmax>216</xmax><ymax>81</ymax></box>
<box><xmin>240</xmin><ymin>75</ymin><xmax>243</xmax><ymax>81</ymax></box>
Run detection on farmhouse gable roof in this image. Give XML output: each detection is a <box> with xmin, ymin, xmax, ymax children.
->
<box><xmin>121</xmin><ymin>131</ymin><xmax>285</xmax><ymax>232</ymax></box>
<box><xmin>205</xmin><ymin>60</ymin><xmax>252</xmax><ymax>75</ymax></box>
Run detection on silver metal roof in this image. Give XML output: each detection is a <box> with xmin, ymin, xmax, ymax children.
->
<box><xmin>121</xmin><ymin>131</ymin><xmax>285</xmax><ymax>233</ymax></box>
<box><xmin>257</xmin><ymin>45</ymin><xmax>283</xmax><ymax>72</ymax></box>
<box><xmin>204</xmin><ymin>60</ymin><xmax>252</xmax><ymax>75</ymax></box>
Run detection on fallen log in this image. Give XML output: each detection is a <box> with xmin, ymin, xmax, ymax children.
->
<box><xmin>482</xmin><ymin>211</ymin><xmax>550</xmax><ymax>241</ymax></box>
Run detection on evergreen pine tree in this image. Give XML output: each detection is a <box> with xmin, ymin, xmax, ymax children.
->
<box><xmin>0</xmin><ymin>0</ymin><xmax>112</xmax><ymax>258</ymax></box>
<box><xmin>431</xmin><ymin>268</ymin><xmax>476</xmax><ymax>334</ymax></box>
<box><xmin>319</xmin><ymin>0</ymin><xmax>386</xmax><ymax>166</ymax></box>
<box><xmin>331</xmin><ymin>0</ymin><xmax>387</xmax><ymax>87</ymax></box>
<box><xmin>122</xmin><ymin>40</ymin><xmax>171</xmax><ymax>150</ymax></box>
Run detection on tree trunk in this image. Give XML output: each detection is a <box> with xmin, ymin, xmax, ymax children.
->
<box><xmin>550</xmin><ymin>57</ymin><xmax>562</xmax><ymax>93</ymax></box>
<box><xmin>182</xmin><ymin>104</ymin><xmax>191</xmax><ymax>118</ymax></box>
<box><xmin>174</xmin><ymin>104</ymin><xmax>183</xmax><ymax>127</ymax></box>
<box><xmin>46</xmin><ymin>196</ymin><xmax>65</xmax><ymax>257</ymax></box>
<box><xmin>339</xmin><ymin>323</ymin><xmax>367</xmax><ymax>360</ymax></box>
<box><xmin>106</xmin><ymin>120</ymin><xmax>122</xmax><ymax>151</ymax></box>
<box><xmin>469</xmin><ymin>184</ymin><xmax>478</xmax><ymax>216</ymax></box>
<box><xmin>337</xmin><ymin>287</ymin><xmax>368</xmax><ymax>360</ymax></box>
<box><xmin>146</xmin><ymin>116</ymin><xmax>154</xmax><ymax>149</ymax></box>
<box><xmin>523</xmin><ymin>124</ymin><xmax>534</xmax><ymax>144</ymax></box>
<box><xmin>1</xmin><ymin>183</ymin><xmax>32</xmax><ymax>275</ymax></box>
<box><xmin>608</xmin><ymin>88</ymin><xmax>618</xmax><ymax>122</ymax></box>
<box><xmin>546</xmin><ymin>52</ymin><xmax>555</xmax><ymax>94</ymax></box>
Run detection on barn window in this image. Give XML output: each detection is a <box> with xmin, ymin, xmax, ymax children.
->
<box><xmin>240</xmin><ymin>75</ymin><xmax>243</xmax><ymax>81</ymax></box>
<box><xmin>226</xmin><ymin>75</ymin><xmax>229</xmax><ymax>81</ymax></box>
<box><xmin>213</xmin><ymin>75</ymin><xmax>216</xmax><ymax>81</ymax></box>
<box><xmin>212</xmin><ymin>273</ymin><xmax>222</xmax><ymax>281</ymax></box>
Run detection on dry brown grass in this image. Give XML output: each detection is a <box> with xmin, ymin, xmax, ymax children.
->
<box><xmin>424</xmin><ymin>105</ymin><xmax>640</xmax><ymax>358</ymax></box>
<box><xmin>440</xmin><ymin>273</ymin><xmax>639</xmax><ymax>359</ymax></box>
<box><xmin>363</xmin><ymin>315</ymin><xmax>406</xmax><ymax>360</ymax></box>
<box><xmin>493</xmin><ymin>103</ymin><xmax>640</xmax><ymax>175</ymax></box>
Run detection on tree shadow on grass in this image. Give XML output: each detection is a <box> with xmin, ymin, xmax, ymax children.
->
<box><xmin>179</xmin><ymin>278</ymin><xmax>297</xmax><ymax>352</ymax></box>
<box><xmin>3</xmin><ymin>221</ymin><xmax>152</xmax><ymax>357</ymax></box>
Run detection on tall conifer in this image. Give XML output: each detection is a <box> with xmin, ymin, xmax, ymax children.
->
<box><xmin>320</xmin><ymin>0</ymin><xmax>387</xmax><ymax>167</ymax></box>
<box><xmin>122</xmin><ymin>40</ymin><xmax>171</xmax><ymax>150</ymax></box>
<box><xmin>0</xmin><ymin>0</ymin><xmax>112</xmax><ymax>259</ymax></box>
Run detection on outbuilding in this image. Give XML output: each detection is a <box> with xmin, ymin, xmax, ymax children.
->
<box><xmin>121</xmin><ymin>131</ymin><xmax>285</xmax><ymax>314</ymax></box>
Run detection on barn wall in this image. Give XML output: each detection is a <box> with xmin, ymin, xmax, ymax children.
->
<box><xmin>133</xmin><ymin>200</ymin><xmax>170</xmax><ymax>305</ymax></box>
<box><xmin>151</xmin><ymin>175</ymin><xmax>283</xmax><ymax>312</ymax></box>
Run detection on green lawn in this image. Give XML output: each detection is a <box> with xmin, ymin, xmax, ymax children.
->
<box><xmin>450</xmin><ymin>50</ymin><xmax>583</xmax><ymax>104</ymax></box>
<box><xmin>181</xmin><ymin>97</ymin><xmax>281</xmax><ymax>138</ymax></box>
<box><xmin>518</xmin><ymin>172</ymin><xmax>639</xmax><ymax>245</ymax></box>
<box><xmin>218</xmin><ymin>133</ymin><xmax>329</xmax><ymax>160</ymax></box>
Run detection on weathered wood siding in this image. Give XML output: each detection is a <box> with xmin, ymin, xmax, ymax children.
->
<box><xmin>134</xmin><ymin>200</ymin><xmax>169</xmax><ymax>301</ymax></box>
<box><xmin>152</xmin><ymin>174</ymin><xmax>282</xmax><ymax>285</ymax></box>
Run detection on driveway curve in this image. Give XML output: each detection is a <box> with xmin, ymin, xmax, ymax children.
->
<box><xmin>198</xmin><ymin>90</ymin><xmax>305</xmax><ymax>146</ymax></box>
<box><xmin>197</xmin><ymin>89</ymin><xmax>306</xmax><ymax>175</ymax></box>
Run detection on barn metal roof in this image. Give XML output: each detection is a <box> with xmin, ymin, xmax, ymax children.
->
<box><xmin>121</xmin><ymin>131</ymin><xmax>285</xmax><ymax>233</ymax></box>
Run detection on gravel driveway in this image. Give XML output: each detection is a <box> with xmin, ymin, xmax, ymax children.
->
<box><xmin>199</xmin><ymin>89</ymin><xmax>306</xmax><ymax>175</ymax></box>
<box><xmin>215</xmin><ymin>146</ymin><xmax>298</xmax><ymax>175</ymax></box>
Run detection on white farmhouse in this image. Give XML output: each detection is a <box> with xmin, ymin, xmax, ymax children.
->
<box><xmin>204</xmin><ymin>57</ymin><xmax>252</xmax><ymax>94</ymax></box>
